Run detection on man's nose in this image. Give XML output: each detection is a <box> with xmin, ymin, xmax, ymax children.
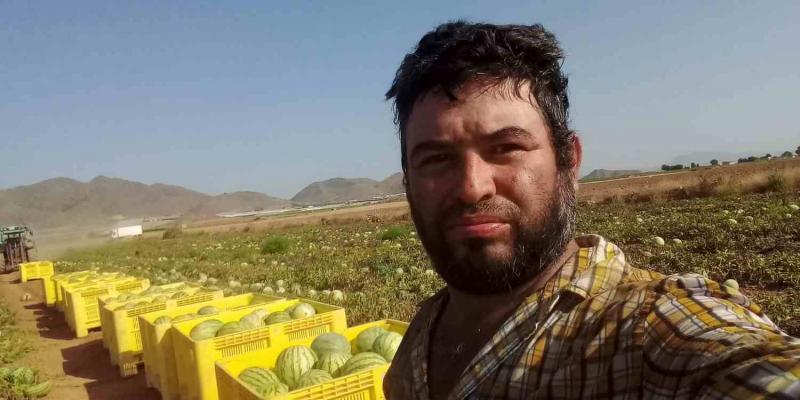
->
<box><xmin>454</xmin><ymin>152</ymin><xmax>496</xmax><ymax>204</ymax></box>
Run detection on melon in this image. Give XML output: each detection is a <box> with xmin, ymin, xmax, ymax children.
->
<box><xmin>215</xmin><ymin>321</ymin><xmax>244</xmax><ymax>337</ymax></box>
<box><xmin>275</xmin><ymin>346</ymin><xmax>317</xmax><ymax>389</ymax></box>
<box><xmin>239</xmin><ymin>312</ymin><xmax>266</xmax><ymax>330</ymax></box>
<box><xmin>373</xmin><ymin>332</ymin><xmax>403</xmax><ymax>362</ymax></box>
<box><xmin>265</xmin><ymin>312</ymin><xmax>292</xmax><ymax>325</ymax></box>
<box><xmin>250</xmin><ymin>309</ymin><xmax>270</xmax><ymax>321</ymax></box>
<box><xmin>295</xmin><ymin>369</ymin><xmax>333</xmax><ymax>389</ymax></box>
<box><xmin>314</xmin><ymin>351</ymin><xmax>351</xmax><ymax>377</ymax></box>
<box><xmin>189</xmin><ymin>319</ymin><xmax>223</xmax><ymax>340</ymax></box>
<box><xmin>255</xmin><ymin>381</ymin><xmax>289</xmax><ymax>397</ymax></box>
<box><xmin>10</xmin><ymin>367</ymin><xmax>37</xmax><ymax>385</ymax></box>
<box><xmin>154</xmin><ymin>315</ymin><xmax>173</xmax><ymax>325</ymax></box>
<box><xmin>23</xmin><ymin>380</ymin><xmax>53</xmax><ymax>398</ymax></box>
<box><xmin>152</xmin><ymin>295</ymin><xmax>170</xmax><ymax>303</ymax></box>
<box><xmin>239</xmin><ymin>367</ymin><xmax>280</xmax><ymax>390</ymax></box>
<box><xmin>337</xmin><ymin>352</ymin><xmax>387</xmax><ymax>377</ymax></box>
<box><xmin>172</xmin><ymin>313</ymin><xmax>196</xmax><ymax>323</ymax></box>
<box><xmin>171</xmin><ymin>291</ymin><xmax>189</xmax><ymax>300</ymax></box>
<box><xmin>355</xmin><ymin>327</ymin><xmax>387</xmax><ymax>353</ymax></box>
<box><xmin>197</xmin><ymin>305</ymin><xmax>220</xmax><ymax>315</ymax></box>
<box><xmin>289</xmin><ymin>303</ymin><xmax>316</xmax><ymax>319</ymax></box>
<box><xmin>311</xmin><ymin>332</ymin><xmax>351</xmax><ymax>355</ymax></box>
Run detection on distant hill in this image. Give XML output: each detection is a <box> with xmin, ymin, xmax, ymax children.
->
<box><xmin>0</xmin><ymin>176</ymin><xmax>291</xmax><ymax>229</ymax></box>
<box><xmin>291</xmin><ymin>172</ymin><xmax>405</xmax><ymax>205</ymax></box>
<box><xmin>377</xmin><ymin>172</ymin><xmax>405</xmax><ymax>194</ymax></box>
<box><xmin>581</xmin><ymin>169</ymin><xmax>641</xmax><ymax>181</ymax></box>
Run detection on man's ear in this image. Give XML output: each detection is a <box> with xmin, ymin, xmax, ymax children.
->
<box><xmin>570</xmin><ymin>134</ymin><xmax>583</xmax><ymax>190</ymax></box>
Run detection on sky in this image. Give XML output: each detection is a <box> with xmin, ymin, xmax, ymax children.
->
<box><xmin>2</xmin><ymin>1</ymin><xmax>799</xmax><ymax>198</ymax></box>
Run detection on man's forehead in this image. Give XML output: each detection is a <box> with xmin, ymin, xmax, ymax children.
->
<box><xmin>406</xmin><ymin>80</ymin><xmax>546</xmax><ymax>142</ymax></box>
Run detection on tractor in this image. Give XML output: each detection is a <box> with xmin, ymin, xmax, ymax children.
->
<box><xmin>1</xmin><ymin>226</ymin><xmax>34</xmax><ymax>273</ymax></box>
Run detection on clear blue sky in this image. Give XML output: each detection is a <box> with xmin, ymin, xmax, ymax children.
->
<box><xmin>2</xmin><ymin>1</ymin><xmax>798</xmax><ymax>198</ymax></box>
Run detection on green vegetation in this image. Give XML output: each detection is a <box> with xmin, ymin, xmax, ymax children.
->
<box><xmin>0</xmin><ymin>303</ymin><xmax>29</xmax><ymax>364</ymax></box>
<box><xmin>0</xmin><ymin>302</ymin><xmax>44</xmax><ymax>399</ymax></box>
<box><xmin>261</xmin><ymin>235</ymin><xmax>292</xmax><ymax>254</ymax></box>
<box><xmin>378</xmin><ymin>225</ymin><xmax>411</xmax><ymax>241</ymax></box>
<box><xmin>59</xmin><ymin>192</ymin><xmax>800</xmax><ymax>335</ymax></box>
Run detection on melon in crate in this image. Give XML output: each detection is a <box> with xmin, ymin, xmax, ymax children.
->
<box><xmin>337</xmin><ymin>352</ymin><xmax>387</xmax><ymax>377</ymax></box>
<box><xmin>314</xmin><ymin>351</ymin><xmax>351</xmax><ymax>377</ymax></box>
<box><xmin>355</xmin><ymin>326</ymin><xmax>388</xmax><ymax>352</ymax></box>
<box><xmin>295</xmin><ymin>369</ymin><xmax>333</xmax><ymax>389</ymax></box>
<box><xmin>373</xmin><ymin>331</ymin><xmax>403</xmax><ymax>362</ymax></box>
<box><xmin>189</xmin><ymin>319</ymin><xmax>223</xmax><ymax>340</ymax></box>
<box><xmin>311</xmin><ymin>332</ymin><xmax>351</xmax><ymax>355</ymax></box>
<box><xmin>275</xmin><ymin>346</ymin><xmax>317</xmax><ymax>389</ymax></box>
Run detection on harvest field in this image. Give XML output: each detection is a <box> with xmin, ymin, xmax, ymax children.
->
<box><xmin>58</xmin><ymin>192</ymin><xmax>800</xmax><ymax>336</ymax></box>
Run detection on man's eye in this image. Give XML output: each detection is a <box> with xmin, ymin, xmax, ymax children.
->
<box><xmin>421</xmin><ymin>153</ymin><xmax>450</xmax><ymax>165</ymax></box>
<box><xmin>493</xmin><ymin>144</ymin><xmax>521</xmax><ymax>154</ymax></box>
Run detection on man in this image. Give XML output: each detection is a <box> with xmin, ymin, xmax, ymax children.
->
<box><xmin>383</xmin><ymin>21</ymin><xmax>800</xmax><ymax>399</ymax></box>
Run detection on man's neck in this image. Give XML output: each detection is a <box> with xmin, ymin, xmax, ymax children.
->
<box><xmin>444</xmin><ymin>240</ymin><xmax>579</xmax><ymax>327</ymax></box>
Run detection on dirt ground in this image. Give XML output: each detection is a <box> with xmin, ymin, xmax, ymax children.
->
<box><xmin>0</xmin><ymin>272</ymin><xmax>159</xmax><ymax>400</ymax></box>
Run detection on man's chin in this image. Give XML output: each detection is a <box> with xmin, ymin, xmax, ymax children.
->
<box><xmin>450</xmin><ymin>242</ymin><xmax>515</xmax><ymax>271</ymax></box>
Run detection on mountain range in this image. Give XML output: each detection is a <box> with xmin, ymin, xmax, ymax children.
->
<box><xmin>291</xmin><ymin>173</ymin><xmax>404</xmax><ymax>205</ymax></box>
<box><xmin>0</xmin><ymin>173</ymin><xmax>406</xmax><ymax>229</ymax></box>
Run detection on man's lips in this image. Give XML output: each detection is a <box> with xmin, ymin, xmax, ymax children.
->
<box><xmin>446</xmin><ymin>215</ymin><xmax>510</xmax><ymax>239</ymax></box>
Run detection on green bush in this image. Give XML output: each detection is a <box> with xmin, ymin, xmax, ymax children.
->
<box><xmin>379</xmin><ymin>225</ymin><xmax>411</xmax><ymax>241</ymax></box>
<box><xmin>763</xmin><ymin>173</ymin><xmax>788</xmax><ymax>193</ymax></box>
<box><xmin>261</xmin><ymin>235</ymin><xmax>291</xmax><ymax>254</ymax></box>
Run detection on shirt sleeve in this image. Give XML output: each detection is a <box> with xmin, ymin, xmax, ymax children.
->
<box><xmin>640</xmin><ymin>274</ymin><xmax>800</xmax><ymax>399</ymax></box>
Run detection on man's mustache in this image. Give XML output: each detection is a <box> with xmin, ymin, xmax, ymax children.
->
<box><xmin>440</xmin><ymin>199</ymin><xmax>521</xmax><ymax>227</ymax></box>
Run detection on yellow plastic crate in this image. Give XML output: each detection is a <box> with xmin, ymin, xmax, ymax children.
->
<box><xmin>19</xmin><ymin>261</ymin><xmax>55</xmax><ymax>282</ymax></box>
<box><xmin>56</xmin><ymin>272</ymin><xmax>126</xmax><ymax>311</ymax></box>
<box><xmin>99</xmin><ymin>282</ymin><xmax>200</xmax><ymax>350</ymax></box>
<box><xmin>61</xmin><ymin>274</ymin><xmax>134</xmax><ymax>328</ymax></box>
<box><xmin>216</xmin><ymin>320</ymin><xmax>409</xmax><ymax>400</ymax></box>
<box><xmin>64</xmin><ymin>277</ymin><xmax>150</xmax><ymax>338</ymax></box>
<box><xmin>50</xmin><ymin>271</ymin><xmax>98</xmax><ymax>309</ymax></box>
<box><xmin>140</xmin><ymin>293</ymin><xmax>286</xmax><ymax>400</ymax></box>
<box><xmin>99</xmin><ymin>284</ymin><xmax>226</xmax><ymax>378</ymax></box>
<box><xmin>42</xmin><ymin>273</ymin><xmax>80</xmax><ymax>307</ymax></box>
<box><xmin>172</xmin><ymin>298</ymin><xmax>347</xmax><ymax>400</ymax></box>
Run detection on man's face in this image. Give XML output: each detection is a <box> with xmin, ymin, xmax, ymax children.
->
<box><xmin>404</xmin><ymin>80</ymin><xmax>580</xmax><ymax>294</ymax></box>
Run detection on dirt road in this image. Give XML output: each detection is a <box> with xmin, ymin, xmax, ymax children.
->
<box><xmin>0</xmin><ymin>272</ymin><xmax>159</xmax><ymax>400</ymax></box>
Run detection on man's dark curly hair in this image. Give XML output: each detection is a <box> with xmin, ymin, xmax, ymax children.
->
<box><xmin>386</xmin><ymin>21</ymin><xmax>575</xmax><ymax>173</ymax></box>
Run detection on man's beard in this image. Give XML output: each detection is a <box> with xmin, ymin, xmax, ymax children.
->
<box><xmin>409</xmin><ymin>171</ymin><xmax>577</xmax><ymax>295</ymax></box>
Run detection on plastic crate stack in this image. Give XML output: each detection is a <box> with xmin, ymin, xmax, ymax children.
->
<box><xmin>36</xmin><ymin>265</ymin><xmax>410</xmax><ymax>400</ymax></box>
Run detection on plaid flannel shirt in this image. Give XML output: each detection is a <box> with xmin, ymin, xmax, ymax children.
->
<box><xmin>384</xmin><ymin>234</ymin><xmax>800</xmax><ymax>399</ymax></box>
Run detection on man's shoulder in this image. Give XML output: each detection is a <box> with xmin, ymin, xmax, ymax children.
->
<box><xmin>606</xmin><ymin>272</ymin><xmax>776</xmax><ymax>333</ymax></box>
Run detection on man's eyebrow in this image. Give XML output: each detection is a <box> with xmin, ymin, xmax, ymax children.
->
<box><xmin>481</xmin><ymin>126</ymin><xmax>534</xmax><ymax>141</ymax></box>
<box><xmin>409</xmin><ymin>139</ymin><xmax>451</xmax><ymax>158</ymax></box>
<box><xmin>409</xmin><ymin>126</ymin><xmax>535</xmax><ymax>158</ymax></box>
